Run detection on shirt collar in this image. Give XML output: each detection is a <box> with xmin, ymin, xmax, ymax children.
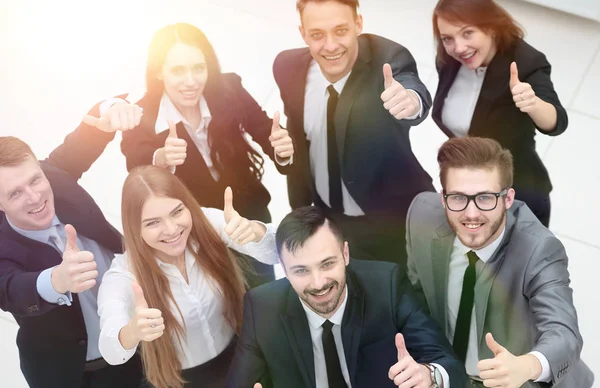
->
<box><xmin>301</xmin><ymin>285</ymin><xmax>349</xmax><ymax>330</ymax></box>
<box><xmin>453</xmin><ymin>226</ymin><xmax>506</xmax><ymax>263</ymax></box>
<box><xmin>155</xmin><ymin>93</ymin><xmax>212</xmax><ymax>134</ymax></box>
<box><xmin>310</xmin><ymin>59</ymin><xmax>352</xmax><ymax>96</ymax></box>
<box><xmin>7</xmin><ymin>215</ymin><xmax>61</xmax><ymax>244</ymax></box>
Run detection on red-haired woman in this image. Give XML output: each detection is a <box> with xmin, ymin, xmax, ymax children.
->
<box><xmin>97</xmin><ymin>165</ymin><xmax>278</xmax><ymax>388</ymax></box>
<box><xmin>431</xmin><ymin>0</ymin><xmax>567</xmax><ymax>227</ymax></box>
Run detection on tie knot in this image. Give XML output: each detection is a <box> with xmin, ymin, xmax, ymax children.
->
<box><xmin>322</xmin><ymin>319</ymin><xmax>334</xmax><ymax>332</ymax></box>
<box><xmin>327</xmin><ymin>84</ymin><xmax>338</xmax><ymax>97</ymax></box>
<box><xmin>466</xmin><ymin>250</ymin><xmax>479</xmax><ymax>267</ymax></box>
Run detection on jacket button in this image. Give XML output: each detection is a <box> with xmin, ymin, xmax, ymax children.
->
<box><xmin>78</xmin><ymin>340</ymin><xmax>87</xmax><ymax>346</ymax></box>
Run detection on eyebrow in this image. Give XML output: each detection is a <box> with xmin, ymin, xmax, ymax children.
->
<box><xmin>440</xmin><ymin>26</ymin><xmax>471</xmax><ymax>37</ymax></box>
<box><xmin>446</xmin><ymin>190</ymin><xmax>498</xmax><ymax>196</ymax></box>
<box><xmin>288</xmin><ymin>256</ymin><xmax>337</xmax><ymax>271</ymax></box>
<box><xmin>142</xmin><ymin>203</ymin><xmax>184</xmax><ymax>223</ymax></box>
<box><xmin>308</xmin><ymin>23</ymin><xmax>349</xmax><ymax>32</ymax></box>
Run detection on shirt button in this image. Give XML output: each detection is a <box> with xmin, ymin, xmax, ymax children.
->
<box><xmin>57</xmin><ymin>298</ymin><xmax>65</xmax><ymax>305</ymax></box>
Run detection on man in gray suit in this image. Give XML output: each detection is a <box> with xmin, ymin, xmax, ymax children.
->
<box><xmin>406</xmin><ymin>137</ymin><xmax>593</xmax><ymax>388</ymax></box>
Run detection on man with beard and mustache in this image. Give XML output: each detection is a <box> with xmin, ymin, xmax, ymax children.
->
<box><xmin>406</xmin><ymin>137</ymin><xmax>593</xmax><ymax>388</ymax></box>
<box><xmin>226</xmin><ymin>206</ymin><xmax>466</xmax><ymax>388</ymax></box>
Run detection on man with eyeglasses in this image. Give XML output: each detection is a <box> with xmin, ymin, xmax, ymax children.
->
<box><xmin>405</xmin><ymin>137</ymin><xmax>593</xmax><ymax>388</ymax></box>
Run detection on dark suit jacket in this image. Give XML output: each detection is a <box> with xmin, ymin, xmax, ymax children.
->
<box><xmin>226</xmin><ymin>260</ymin><xmax>467</xmax><ymax>388</ymax></box>
<box><xmin>432</xmin><ymin>39</ymin><xmax>568</xmax><ymax>194</ymax></box>
<box><xmin>273</xmin><ymin>34</ymin><xmax>434</xmax><ymax>217</ymax></box>
<box><xmin>0</xmin><ymin>157</ymin><xmax>125</xmax><ymax>387</ymax></box>
<box><xmin>406</xmin><ymin>192</ymin><xmax>593</xmax><ymax>387</ymax></box>
<box><xmin>120</xmin><ymin>73</ymin><xmax>276</xmax><ymax>222</ymax></box>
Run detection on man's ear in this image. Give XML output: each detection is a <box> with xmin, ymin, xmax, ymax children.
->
<box><xmin>343</xmin><ymin>241</ymin><xmax>350</xmax><ymax>265</ymax></box>
<box><xmin>504</xmin><ymin>188</ymin><xmax>516</xmax><ymax>209</ymax></box>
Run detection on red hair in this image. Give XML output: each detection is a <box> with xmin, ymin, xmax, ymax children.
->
<box><xmin>433</xmin><ymin>0</ymin><xmax>524</xmax><ymax>65</ymax></box>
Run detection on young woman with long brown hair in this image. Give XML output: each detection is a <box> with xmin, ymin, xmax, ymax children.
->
<box><xmin>431</xmin><ymin>0</ymin><xmax>568</xmax><ymax>227</ymax></box>
<box><xmin>97</xmin><ymin>165</ymin><xmax>278</xmax><ymax>388</ymax></box>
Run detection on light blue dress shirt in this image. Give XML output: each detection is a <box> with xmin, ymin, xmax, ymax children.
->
<box><xmin>8</xmin><ymin>216</ymin><xmax>114</xmax><ymax>361</ymax></box>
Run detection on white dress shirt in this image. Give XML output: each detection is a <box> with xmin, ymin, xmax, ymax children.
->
<box><xmin>97</xmin><ymin>207</ymin><xmax>278</xmax><ymax>369</ymax></box>
<box><xmin>300</xmin><ymin>286</ymin><xmax>450</xmax><ymax>387</ymax></box>
<box><xmin>447</xmin><ymin>228</ymin><xmax>551</xmax><ymax>382</ymax></box>
<box><xmin>441</xmin><ymin>65</ymin><xmax>487</xmax><ymax>137</ymax></box>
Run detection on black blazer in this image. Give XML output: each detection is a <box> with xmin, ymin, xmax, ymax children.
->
<box><xmin>225</xmin><ymin>260</ymin><xmax>467</xmax><ymax>388</ymax></box>
<box><xmin>273</xmin><ymin>34</ymin><xmax>434</xmax><ymax>218</ymax></box>
<box><xmin>0</xmin><ymin>160</ymin><xmax>125</xmax><ymax>387</ymax></box>
<box><xmin>121</xmin><ymin>73</ymin><xmax>276</xmax><ymax>222</ymax></box>
<box><xmin>433</xmin><ymin>39</ymin><xmax>568</xmax><ymax>194</ymax></box>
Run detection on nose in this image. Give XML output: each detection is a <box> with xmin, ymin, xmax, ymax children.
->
<box><xmin>310</xmin><ymin>270</ymin><xmax>328</xmax><ymax>290</ymax></box>
<box><xmin>323</xmin><ymin>34</ymin><xmax>339</xmax><ymax>53</ymax></box>
<box><xmin>184</xmin><ymin>70</ymin><xmax>195</xmax><ymax>86</ymax></box>
<box><xmin>464</xmin><ymin>199</ymin><xmax>481</xmax><ymax>218</ymax></box>
<box><xmin>163</xmin><ymin>219</ymin><xmax>179</xmax><ymax>236</ymax></box>
<box><xmin>454</xmin><ymin>38</ymin><xmax>467</xmax><ymax>55</ymax></box>
<box><xmin>24</xmin><ymin>186</ymin><xmax>41</xmax><ymax>204</ymax></box>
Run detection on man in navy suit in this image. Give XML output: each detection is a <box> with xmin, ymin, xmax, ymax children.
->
<box><xmin>0</xmin><ymin>134</ymin><xmax>142</xmax><ymax>388</ymax></box>
<box><xmin>226</xmin><ymin>206</ymin><xmax>466</xmax><ymax>388</ymax></box>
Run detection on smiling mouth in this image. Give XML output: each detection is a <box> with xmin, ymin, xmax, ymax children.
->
<box><xmin>463</xmin><ymin>222</ymin><xmax>484</xmax><ymax>230</ymax></box>
<box><xmin>308</xmin><ymin>285</ymin><xmax>334</xmax><ymax>299</ymax></box>
<box><xmin>29</xmin><ymin>201</ymin><xmax>46</xmax><ymax>214</ymax></box>
<box><xmin>460</xmin><ymin>51</ymin><xmax>476</xmax><ymax>60</ymax></box>
<box><xmin>161</xmin><ymin>231</ymin><xmax>184</xmax><ymax>244</ymax></box>
<box><xmin>322</xmin><ymin>51</ymin><xmax>345</xmax><ymax>61</ymax></box>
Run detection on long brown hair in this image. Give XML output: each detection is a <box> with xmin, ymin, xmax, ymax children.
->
<box><xmin>144</xmin><ymin>22</ymin><xmax>265</xmax><ymax>183</ymax></box>
<box><xmin>433</xmin><ymin>0</ymin><xmax>524</xmax><ymax>66</ymax></box>
<box><xmin>121</xmin><ymin>165</ymin><xmax>245</xmax><ymax>388</ymax></box>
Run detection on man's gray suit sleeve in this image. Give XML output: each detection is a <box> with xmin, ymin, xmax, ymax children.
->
<box><xmin>524</xmin><ymin>236</ymin><xmax>584</xmax><ymax>385</ymax></box>
<box><xmin>405</xmin><ymin>196</ymin><xmax>430</xmax><ymax>313</ymax></box>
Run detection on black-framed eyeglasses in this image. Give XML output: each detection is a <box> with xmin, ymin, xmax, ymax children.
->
<box><xmin>443</xmin><ymin>189</ymin><xmax>508</xmax><ymax>212</ymax></box>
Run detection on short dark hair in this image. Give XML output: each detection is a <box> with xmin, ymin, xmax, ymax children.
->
<box><xmin>296</xmin><ymin>0</ymin><xmax>360</xmax><ymax>17</ymax></box>
<box><xmin>276</xmin><ymin>206</ymin><xmax>344</xmax><ymax>257</ymax></box>
<box><xmin>438</xmin><ymin>137</ymin><xmax>514</xmax><ymax>190</ymax></box>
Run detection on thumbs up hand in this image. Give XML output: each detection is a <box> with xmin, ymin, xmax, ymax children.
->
<box><xmin>51</xmin><ymin>224</ymin><xmax>98</xmax><ymax>294</ymax></box>
<box><xmin>155</xmin><ymin>120</ymin><xmax>188</xmax><ymax>168</ymax></box>
<box><xmin>223</xmin><ymin>187</ymin><xmax>266</xmax><ymax>245</ymax></box>
<box><xmin>388</xmin><ymin>333</ymin><xmax>432</xmax><ymax>387</ymax></box>
<box><xmin>128</xmin><ymin>281</ymin><xmax>165</xmax><ymax>344</ymax></box>
<box><xmin>82</xmin><ymin>102</ymin><xmax>143</xmax><ymax>133</ymax></box>
<box><xmin>477</xmin><ymin>333</ymin><xmax>542</xmax><ymax>388</ymax></box>
<box><xmin>253</xmin><ymin>384</ymin><xmax>263</xmax><ymax>388</ymax></box>
<box><xmin>509</xmin><ymin>62</ymin><xmax>538</xmax><ymax>113</ymax></box>
<box><xmin>268</xmin><ymin>111</ymin><xmax>294</xmax><ymax>160</ymax></box>
<box><xmin>380</xmin><ymin>63</ymin><xmax>420</xmax><ymax>120</ymax></box>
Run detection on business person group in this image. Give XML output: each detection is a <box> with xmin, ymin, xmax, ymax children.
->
<box><xmin>0</xmin><ymin>0</ymin><xmax>593</xmax><ymax>387</ymax></box>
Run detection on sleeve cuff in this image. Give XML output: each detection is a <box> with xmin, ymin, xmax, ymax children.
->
<box><xmin>431</xmin><ymin>363</ymin><xmax>450</xmax><ymax>388</ymax></box>
<box><xmin>529</xmin><ymin>351</ymin><xmax>552</xmax><ymax>383</ymax></box>
<box><xmin>99</xmin><ymin>98</ymin><xmax>128</xmax><ymax>118</ymax></box>
<box><xmin>100</xmin><ymin>320</ymin><xmax>138</xmax><ymax>365</ymax></box>
<box><xmin>36</xmin><ymin>267</ymin><xmax>72</xmax><ymax>306</ymax></box>
<box><xmin>403</xmin><ymin>90</ymin><xmax>423</xmax><ymax>120</ymax></box>
<box><xmin>152</xmin><ymin>149</ymin><xmax>176</xmax><ymax>174</ymax></box>
<box><xmin>275</xmin><ymin>154</ymin><xmax>293</xmax><ymax>166</ymax></box>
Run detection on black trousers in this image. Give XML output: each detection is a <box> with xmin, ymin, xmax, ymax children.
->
<box><xmin>140</xmin><ymin>338</ymin><xmax>236</xmax><ymax>388</ymax></box>
<box><xmin>514</xmin><ymin>186</ymin><xmax>551</xmax><ymax>227</ymax></box>
<box><xmin>81</xmin><ymin>354</ymin><xmax>143</xmax><ymax>388</ymax></box>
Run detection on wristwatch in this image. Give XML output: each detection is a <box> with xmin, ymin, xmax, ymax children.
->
<box><xmin>425</xmin><ymin>363</ymin><xmax>443</xmax><ymax>388</ymax></box>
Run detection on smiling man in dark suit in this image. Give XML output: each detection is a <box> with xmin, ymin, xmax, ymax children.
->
<box><xmin>0</xmin><ymin>133</ymin><xmax>142</xmax><ymax>388</ymax></box>
<box><xmin>226</xmin><ymin>206</ymin><xmax>466</xmax><ymax>388</ymax></box>
<box><xmin>273</xmin><ymin>0</ymin><xmax>434</xmax><ymax>269</ymax></box>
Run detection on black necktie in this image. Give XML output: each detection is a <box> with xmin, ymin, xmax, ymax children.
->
<box><xmin>322</xmin><ymin>320</ymin><xmax>346</xmax><ymax>388</ymax></box>
<box><xmin>453</xmin><ymin>250</ymin><xmax>479</xmax><ymax>362</ymax></box>
<box><xmin>326</xmin><ymin>85</ymin><xmax>343</xmax><ymax>213</ymax></box>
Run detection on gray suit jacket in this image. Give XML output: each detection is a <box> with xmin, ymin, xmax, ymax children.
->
<box><xmin>406</xmin><ymin>192</ymin><xmax>593</xmax><ymax>387</ymax></box>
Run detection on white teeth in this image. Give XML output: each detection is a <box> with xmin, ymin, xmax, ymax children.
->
<box><xmin>29</xmin><ymin>203</ymin><xmax>45</xmax><ymax>214</ymax></box>
<box><xmin>324</xmin><ymin>53</ymin><xmax>343</xmax><ymax>60</ymax></box>
<box><xmin>461</xmin><ymin>52</ymin><xmax>475</xmax><ymax>59</ymax></box>
<box><xmin>314</xmin><ymin>287</ymin><xmax>331</xmax><ymax>296</ymax></box>
<box><xmin>464</xmin><ymin>224</ymin><xmax>482</xmax><ymax>229</ymax></box>
<box><xmin>162</xmin><ymin>234</ymin><xmax>181</xmax><ymax>243</ymax></box>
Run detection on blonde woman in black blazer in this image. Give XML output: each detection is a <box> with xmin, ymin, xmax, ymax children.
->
<box><xmin>431</xmin><ymin>0</ymin><xmax>567</xmax><ymax>227</ymax></box>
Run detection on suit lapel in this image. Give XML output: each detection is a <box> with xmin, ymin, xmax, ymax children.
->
<box><xmin>475</xmin><ymin>212</ymin><xmax>515</xmax><ymax>348</ymax></box>
<box><xmin>469</xmin><ymin>52</ymin><xmax>512</xmax><ymax>137</ymax></box>
<box><xmin>334</xmin><ymin>36</ymin><xmax>372</xmax><ymax>171</ymax></box>
<box><xmin>280</xmin><ymin>288</ymin><xmax>316</xmax><ymax>388</ymax></box>
<box><xmin>432</xmin><ymin>60</ymin><xmax>460</xmax><ymax>138</ymax></box>
<box><xmin>341</xmin><ymin>269</ymin><xmax>364</xmax><ymax>387</ymax></box>
<box><xmin>431</xmin><ymin>221</ymin><xmax>454</xmax><ymax>336</ymax></box>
